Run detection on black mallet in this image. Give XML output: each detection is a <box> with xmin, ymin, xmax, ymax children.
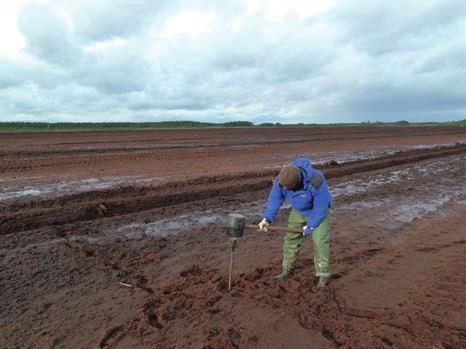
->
<box><xmin>225</xmin><ymin>213</ymin><xmax>302</xmax><ymax>290</ymax></box>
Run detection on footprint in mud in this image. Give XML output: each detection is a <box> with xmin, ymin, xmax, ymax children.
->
<box><xmin>243</xmin><ymin>268</ymin><xmax>265</xmax><ymax>281</ymax></box>
<box><xmin>145</xmin><ymin>311</ymin><xmax>163</xmax><ymax>329</ymax></box>
<box><xmin>179</xmin><ymin>264</ymin><xmax>202</xmax><ymax>277</ymax></box>
<box><xmin>321</xmin><ymin>329</ymin><xmax>341</xmax><ymax>347</ymax></box>
<box><xmin>99</xmin><ymin>325</ymin><xmax>125</xmax><ymax>348</ymax></box>
<box><xmin>133</xmin><ymin>274</ymin><xmax>154</xmax><ymax>294</ymax></box>
<box><xmin>227</xmin><ymin>327</ymin><xmax>242</xmax><ymax>346</ymax></box>
<box><xmin>217</xmin><ymin>279</ymin><xmax>230</xmax><ymax>293</ymax></box>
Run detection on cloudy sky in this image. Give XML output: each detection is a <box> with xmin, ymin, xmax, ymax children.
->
<box><xmin>0</xmin><ymin>0</ymin><xmax>465</xmax><ymax>123</ymax></box>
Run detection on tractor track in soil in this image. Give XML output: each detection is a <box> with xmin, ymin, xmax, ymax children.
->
<box><xmin>2</xmin><ymin>128</ymin><xmax>465</xmax><ymax>159</ymax></box>
<box><xmin>0</xmin><ymin>143</ymin><xmax>464</xmax><ymax>236</ymax></box>
<box><xmin>0</xmin><ymin>126</ymin><xmax>464</xmax><ymax>177</ymax></box>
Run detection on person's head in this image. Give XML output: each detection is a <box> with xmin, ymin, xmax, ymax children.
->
<box><xmin>277</xmin><ymin>165</ymin><xmax>302</xmax><ymax>190</ymax></box>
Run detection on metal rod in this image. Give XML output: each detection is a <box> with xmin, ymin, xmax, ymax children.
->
<box><xmin>228</xmin><ymin>239</ymin><xmax>237</xmax><ymax>291</ymax></box>
<box><xmin>228</xmin><ymin>248</ymin><xmax>234</xmax><ymax>291</ymax></box>
<box><xmin>245</xmin><ymin>224</ymin><xmax>303</xmax><ymax>234</ymax></box>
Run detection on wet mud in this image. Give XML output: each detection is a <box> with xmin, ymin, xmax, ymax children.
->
<box><xmin>1</xmin><ymin>127</ymin><xmax>466</xmax><ymax>348</ymax></box>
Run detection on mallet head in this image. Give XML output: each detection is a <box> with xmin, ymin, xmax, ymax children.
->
<box><xmin>226</xmin><ymin>213</ymin><xmax>245</xmax><ymax>239</ymax></box>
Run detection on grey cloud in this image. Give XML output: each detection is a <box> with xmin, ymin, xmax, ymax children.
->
<box><xmin>125</xmin><ymin>91</ymin><xmax>210</xmax><ymax>111</ymax></box>
<box><xmin>0</xmin><ymin>56</ymin><xmax>67</xmax><ymax>90</ymax></box>
<box><xmin>212</xmin><ymin>52</ymin><xmax>258</xmax><ymax>71</ymax></box>
<box><xmin>57</xmin><ymin>0</ymin><xmax>169</xmax><ymax>42</ymax></box>
<box><xmin>414</xmin><ymin>39</ymin><xmax>466</xmax><ymax>74</ymax></box>
<box><xmin>73</xmin><ymin>56</ymin><xmax>152</xmax><ymax>95</ymax></box>
<box><xmin>18</xmin><ymin>2</ymin><xmax>82</xmax><ymax>67</ymax></box>
<box><xmin>336</xmin><ymin>77</ymin><xmax>466</xmax><ymax>121</ymax></box>
<box><xmin>58</xmin><ymin>0</ymin><xmax>244</xmax><ymax>44</ymax></box>
<box><xmin>334</xmin><ymin>0</ymin><xmax>466</xmax><ymax>56</ymax></box>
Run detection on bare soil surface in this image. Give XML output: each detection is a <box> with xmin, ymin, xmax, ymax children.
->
<box><xmin>1</xmin><ymin>126</ymin><xmax>465</xmax><ymax>348</ymax></box>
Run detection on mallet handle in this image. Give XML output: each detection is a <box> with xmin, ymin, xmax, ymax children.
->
<box><xmin>245</xmin><ymin>224</ymin><xmax>303</xmax><ymax>234</ymax></box>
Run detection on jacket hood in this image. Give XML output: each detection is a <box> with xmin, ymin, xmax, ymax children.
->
<box><xmin>291</xmin><ymin>157</ymin><xmax>315</xmax><ymax>184</ymax></box>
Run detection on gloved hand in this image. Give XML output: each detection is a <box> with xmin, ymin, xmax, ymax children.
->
<box><xmin>303</xmin><ymin>225</ymin><xmax>314</xmax><ymax>235</ymax></box>
<box><xmin>258</xmin><ymin>218</ymin><xmax>270</xmax><ymax>232</ymax></box>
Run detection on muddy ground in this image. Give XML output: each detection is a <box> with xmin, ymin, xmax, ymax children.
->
<box><xmin>1</xmin><ymin>126</ymin><xmax>465</xmax><ymax>349</ymax></box>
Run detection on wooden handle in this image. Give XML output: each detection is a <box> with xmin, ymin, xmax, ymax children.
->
<box><xmin>245</xmin><ymin>224</ymin><xmax>303</xmax><ymax>234</ymax></box>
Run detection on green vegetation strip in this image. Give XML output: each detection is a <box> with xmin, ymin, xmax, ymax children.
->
<box><xmin>0</xmin><ymin>119</ymin><xmax>464</xmax><ymax>132</ymax></box>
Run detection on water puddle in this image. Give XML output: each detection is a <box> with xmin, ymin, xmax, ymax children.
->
<box><xmin>331</xmin><ymin>156</ymin><xmax>464</xmax><ymax>197</ymax></box>
<box><xmin>338</xmin><ymin>182</ymin><xmax>465</xmax><ymax>231</ymax></box>
<box><xmin>390</xmin><ymin>196</ymin><xmax>452</xmax><ymax>223</ymax></box>
<box><xmin>117</xmin><ymin>211</ymin><xmax>224</xmax><ymax>240</ymax></box>
<box><xmin>115</xmin><ymin>201</ymin><xmax>268</xmax><ymax>238</ymax></box>
<box><xmin>0</xmin><ymin>176</ymin><xmax>162</xmax><ymax>202</ymax></box>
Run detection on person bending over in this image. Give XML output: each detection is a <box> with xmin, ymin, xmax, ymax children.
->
<box><xmin>258</xmin><ymin>157</ymin><xmax>332</xmax><ymax>291</ymax></box>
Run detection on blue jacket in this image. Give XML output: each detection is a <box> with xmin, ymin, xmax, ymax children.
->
<box><xmin>264</xmin><ymin>157</ymin><xmax>332</xmax><ymax>229</ymax></box>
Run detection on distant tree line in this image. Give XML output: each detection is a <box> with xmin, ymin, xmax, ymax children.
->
<box><xmin>361</xmin><ymin>120</ymin><xmax>410</xmax><ymax>125</ymax></box>
<box><xmin>360</xmin><ymin>119</ymin><xmax>465</xmax><ymax>126</ymax></box>
<box><xmin>0</xmin><ymin>121</ymin><xmax>254</xmax><ymax>131</ymax></box>
<box><xmin>0</xmin><ymin>119</ymin><xmax>463</xmax><ymax>132</ymax></box>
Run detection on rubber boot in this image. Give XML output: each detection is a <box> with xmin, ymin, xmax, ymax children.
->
<box><xmin>273</xmin><ymin>271</ymin><xmax>291</xmax><ymax>280</ymax></box>
<box><xmin>311</xmin><ymin>277</ymin><xmax>328</xmax><ymax>292</ymax></box>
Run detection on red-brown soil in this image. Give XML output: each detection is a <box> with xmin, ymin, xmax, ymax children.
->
<box><xmin>1</xmin><ymin>126</ymin><xmax>465</xmax><ymax>348</ymax></box>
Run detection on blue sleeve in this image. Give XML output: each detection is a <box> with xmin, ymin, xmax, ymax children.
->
<box><xmin>306</xmin><ymin>182</ymin><xmax>332</xmax><ymax>228</ymax></box>
<box><xmin>263</xmin><ymin>180</ymin><xmax>284</xmax><ymax>222</ymax></box>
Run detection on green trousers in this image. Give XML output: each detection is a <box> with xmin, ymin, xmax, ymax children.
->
<box><xmin>282</xmin><ymin>209</ymin><xmax>331</xmax><ymax>278</ymax></box>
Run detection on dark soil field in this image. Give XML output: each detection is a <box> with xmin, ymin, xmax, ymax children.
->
<box><xmin>1</xmin><ymin>126</ymin><xmax>465</xmax><ymax>348</ymax></box>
